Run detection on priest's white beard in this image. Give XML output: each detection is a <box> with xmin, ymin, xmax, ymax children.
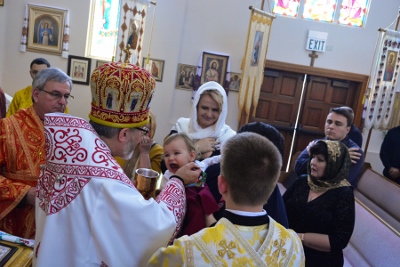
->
<box><xmin>121</xmin><ymin>138</ymin><xmax>136</xmax><ymax>160</ymax></box>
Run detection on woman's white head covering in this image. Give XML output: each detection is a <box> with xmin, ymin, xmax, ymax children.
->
<box><xmin>173</xmin><ymin>81</ymin><xmax>235</xmax><ymax>145</ymax></box>
<box><xmin>190</xmin><ymin>82</ymin><xmax>228</xmax><ymax>135</ymax></box>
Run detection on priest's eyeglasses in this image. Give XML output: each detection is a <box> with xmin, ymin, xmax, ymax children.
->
<box><xmin>136</xmin><ymin>127</ymin><xmax>149</xmax><ymax>135</ymax></box>
<box><xmin>41</xmin><ymin>89</ymin><xmax>74</xmax><ymax>101</ymax></box>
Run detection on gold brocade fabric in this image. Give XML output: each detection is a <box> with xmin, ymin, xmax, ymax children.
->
<box><xmin>0</xmin><ymin>106</ymin><xmax>45</xmax><ymax>238</ymax></box>
<box><xmin>89</xmin><ymin>62</ymin><xmax>155</xmax><ymax>128</ymax></box>
<box><xmin>148</xmin><ymin>218</ymin><xmax>305</xmax><ymax>267</ymax></box>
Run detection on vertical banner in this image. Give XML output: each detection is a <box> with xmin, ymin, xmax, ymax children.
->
<box><xmin>364</xmin><ymin>29</ymin><xmax>400</xmax><ymax>131</ymax></box>
<box><xmin>238</xmin><ymin>7</ymin><xmax>274</xmax><ymax>124</ymax></box>
<box><xmin>115</xmin><ymin>0</ymin><xmax>151</xmax><ymax>65</ymax></box>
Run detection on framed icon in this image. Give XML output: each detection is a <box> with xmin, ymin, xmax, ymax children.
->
<box><xmin>142</xmin><ymin>58</ymin><xmax>165</xmax><ymax>82</ymax></box>
<box><xmin>26</xmin><ymin>4</ymin><xmax>67</xmax><ymax>55</ymax></box>
<box><xmin>67</xmin><ymin>55</ymin><xmax>92</xmax><ymax>85</ymax></box>
<box><xmin>200</xmin><ymin>52</ymin><xmax>228</xmax><ymax>86</ymax></box>
<box><xmin>175</xmin><ymin>64</ymin><xmax>197</xmax><ymax>90</ymax></box>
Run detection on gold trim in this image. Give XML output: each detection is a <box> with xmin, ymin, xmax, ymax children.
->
<box><xmin>88</xmin><ymin>114</ymin><xmax>148</xmax><ymax>129</ymax></box>
<box><xmin>1</xmin><ymin>240</ymin><xmax>33</xmax><ymax>267</ymax></box>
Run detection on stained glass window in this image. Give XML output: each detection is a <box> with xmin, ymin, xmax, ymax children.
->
<box><xmin>272</xmin><ymin>0</ymin><xmax>301</xmax><ymax>17</ymax></box>
<box><xmin>87</xmin><ymin>0</ymin><xmax>120</xmax><ymax>60</ymax></box>
<box><xmin>302</xmin><ymin>0</ymin><xmax>337</xmax><ymax>23</ymax></box>
<box><xmin>338</xmin><ymin>0</ymin><xmax>369</xmax><ymax>27</ymax></box>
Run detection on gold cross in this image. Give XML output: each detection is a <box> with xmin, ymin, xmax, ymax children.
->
<box><xmin>122</xmin><ymin>44</ymin><xmax>133</xmax><ymax>63</ymax></box>
<box><xmin>272</xmin><ymin>239</ymin><xmax>287</xmax><ymax>259</ymax></box>
<box><xmin>309</xmin><ymin>51</ymin><xmax>318</xmax><ymax>67</ymax></box>
<box><xmin>218</xmin><ymin>240</ymin><xmax>236</xmax><ymax>259</ymax></box>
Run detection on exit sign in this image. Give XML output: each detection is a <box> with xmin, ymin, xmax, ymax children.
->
<box><xmin>306</xmin><ymin>30</ymin><xmax>328</xmax><ymax>52</ymax></box>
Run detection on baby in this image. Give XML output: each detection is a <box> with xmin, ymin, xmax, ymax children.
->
<box><xmin>162</xmin><ymin>133</ymin><xmax>220</xmax><ymax>237</ymax></box>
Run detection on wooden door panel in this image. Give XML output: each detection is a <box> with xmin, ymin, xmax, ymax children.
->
<box><xmin>279</xmin><ymin>76</ymin><xmax>298</xmax><ymax>97</ymax></box>
<box><xmin>308</xmin><ymin>80</ymin><xmax>328</xmax><ymax>102</ymax></box>
<box><xmin>295</xmin><ymin>76</ymin><xmax>360</xmax><ymax>156</ymax></box>
<box><xmin>300</xmin><ymin>77</ymin><xmax>331</xmax><ymax>131</ymax></box>
<box><xmin>255</xmin><ymin>98</ymin><xmax>271</xmax><ymax>121</ymax></box>
<box><xmin>248</xmin><ymin>69</ymin><xmax>363</xmax><ymax>170</ymax></box>
<box><xmin>302</xmin><ymin>106</ymin><xmax>325</xmax><ymax>130</ymax></box>
<box><xmin>331</xmin><ymin>87</ymin><xmax>350</xmax><ymax>105</ymax></box>
<box><xmin>255</xmin><ymin>71</ymin><xmax>303</xmax><ymax>125</ymax></box>
<box><xmin>251</xmin><ymin>71</ymin><xmax>304</xmax><ymax>169</ymax></box>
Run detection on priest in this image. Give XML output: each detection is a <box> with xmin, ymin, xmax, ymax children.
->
<box><xmin>34</xmin><ymin>62</ymin><xmax>200</xmax><ymax>266</ymax></box>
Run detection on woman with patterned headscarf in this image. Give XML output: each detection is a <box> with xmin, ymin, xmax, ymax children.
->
<box><xmin>283</xmin><ymin>140</ymin><xmax>355</xmax><ymax>267</ymax></box>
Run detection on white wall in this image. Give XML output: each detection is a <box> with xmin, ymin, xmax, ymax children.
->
<box><xmin>0</xmin><ymin>0</ymin><xmax>92</xmax><ymax>119</ymax></box>
<box><xmin>1</xmin><ymin>0</ymin><xmax>398</xmax><ymax>173</ymax></box>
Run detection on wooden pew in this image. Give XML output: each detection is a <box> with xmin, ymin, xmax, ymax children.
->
<box><xmin>343</xmin><ymin>198</ymin><xmax>400</xmax><ymax>267</ymax></box>
<box><xmin>354</xmin><ymin>168</ymin><xmax>400</xmax><ymax>232</ymax></box>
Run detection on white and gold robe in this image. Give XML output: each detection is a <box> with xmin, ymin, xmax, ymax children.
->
<box><xmin>148</xmin><ymin>213</ymin><xmax>305</xmax><ymax>267</ymax></box>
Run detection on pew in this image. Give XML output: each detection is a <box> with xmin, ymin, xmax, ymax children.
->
<box><xmin>354</xmin><ymin>168</ymin><xmax>400</xmax><ymax>232</ymax></box>
<box><xmin>343</xmin><ymin>198</ymin><xmax>400</xmax><ymax>267</ymax></box>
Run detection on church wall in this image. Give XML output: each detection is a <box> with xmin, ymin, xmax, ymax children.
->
<box><xmin>1</xmin><ymin>0</ymin><xmax>398</xmax><ymax>173</ymax></box>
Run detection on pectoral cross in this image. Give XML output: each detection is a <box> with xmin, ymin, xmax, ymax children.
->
<box><xmin>122</xmin><ymin>44</ymin><xmax>133</xmax><ymax>63</ymax></box>
<box><xmin>309</xmin><ymin>51</ymin><xmax>318</xmax><ymax>67</ymax></box>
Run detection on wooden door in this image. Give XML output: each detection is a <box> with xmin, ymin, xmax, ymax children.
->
<box><xmin>251</xmin><ymin>70</ymin><xmax>304</xmax><ymax>169</ymax></box>
<box><xmin>245</xmin><ymin>62</ymin><xmax>367</xmax><ymax>170</ymax></box>
<box><xmin>295</xmin><ymin>76</ymin><xmax>360</xmax><ymax>154</ymax></box>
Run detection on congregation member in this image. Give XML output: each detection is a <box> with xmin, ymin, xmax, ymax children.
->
<box><xmin>162</xmin><ymin>132</ymin><xmax>220</xmax><ymax>237</ymax></box>
<box><xmin>284</xmin><ymin>140</ymin><xmax>355</xmax><ymax>267</ymax></box>
<box><xmin>166</xmin><ymin>81</ymin><xmax>236</xmax><ymax>199</ymax></box>
<box><xmin>0</xmin><ymin>67</ymin><xmax>72</xmax><ymax>238</ymax></box>
<box><xmin>169</xmin><ymin>82</ymin><xmax>289</xmax><ymax>227</ymax></box>
<box><xmin>118</xmin><ymin>110</ymin><xmax>164</xmax><ymax>181</ymax></box>
<box><xmin>34</xmin><ymin>62</ymin><xmax>200</xmax><ymax>267</ymax></box>
<box><xmin>170</xmin><ymin>81</ymin><xmax>236</xmax><ymax>160</ymax></box>
<box><xmin>148</xmin><ymin>132</ymin><xmax>305</xmax><ymax>266</ymax></box>
<box><xmin>380</xmin><ymin>124</ymin><xmax>400</xmax><ymax>184</ymax></box>
<box><xmin>341</xmin><ymin>106</ymin><xmax>363</xmax><ymax>148</ymax></box>
<box><xmin>294</xmin><ymin>107</ymin><xmax>364</xmax><ymax>188</ymax></box>
<box><xmin>6</xmin><ymin>58</ymin><xmax>69</xmax><ymax>117</ymax></box>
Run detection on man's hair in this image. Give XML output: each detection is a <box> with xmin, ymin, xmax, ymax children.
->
<box><xmin>329</xmin><ymin>107</ymin><xmax>353</xmax><ymax>126</ymax></box>
<box><xmin>199</xmin><ymin>89</ymin><xmax>223</xmax><ymax>113</ymax></box>
<box><xmin>238</xmin><ymin>122</ymin><xmax>285</xmax><ymax>158</ymax></box>
<box><xmin>89</xmin><ymin>120</ymin><xmax>139</xmax><ymax>139</ymax></box>
<box><xmin>339</xmin><ymin>106</ymin><xmax>355</xmax><ymax>123</ymax></box>
<box><xmin>163</xmin><ymin>132</ymin><xmax>199</xmax><ymax>159</ymax></box>
<box><xmin>89</xmin><ymin>120</ymin><xmax>121</xmax><ymax>138</ymax></box>
<box><xmin>32</xmin><ymin>67</ymin><xmax>72</xmax><ymax>92</ymax></box>
<box><xmin>220</xmin><ymin>132</ymin><xmax>282</xmax><ymax>206</ymax></box>
<box><xmin>30</xmin><ymin>58</ymin><xmax>51</xmax><ymax>68</ymax></box>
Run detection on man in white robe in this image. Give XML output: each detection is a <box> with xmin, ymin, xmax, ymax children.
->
<box><xmin>148</xmin><ymin>132</ymin><xmax>305</xmax><ymax>266</ymax></box>
<box><xmin>34</xmin><ymin>62</ymin><xmax>201</xmax><ymax>267</ymax></box>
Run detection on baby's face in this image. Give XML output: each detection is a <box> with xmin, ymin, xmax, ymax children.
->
<box><xmin>164</xmin><ymin>138</ymin><xmax>195</xmax><ymax>174</ymax></box>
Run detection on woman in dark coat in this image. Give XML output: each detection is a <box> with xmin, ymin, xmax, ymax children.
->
<box><xmin>283</xmin><ymin>140</ymin><xmax>355</xmax><ymax>267</ymax></box>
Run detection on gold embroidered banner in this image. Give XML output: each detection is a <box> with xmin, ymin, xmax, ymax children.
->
<box><xmin>364</xmin><ymin>29</ymin><xmax>400</xmax><ymax>130</ymax></box>
<box><xmin>115</xmin><ymin>0</ymin><xmax>151</xmax><ymax>65</ymax></box>
<box><xmin>238</xmin><ymin>7</ymin><xmax>275</xmax><ymax>125</ymax></box>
